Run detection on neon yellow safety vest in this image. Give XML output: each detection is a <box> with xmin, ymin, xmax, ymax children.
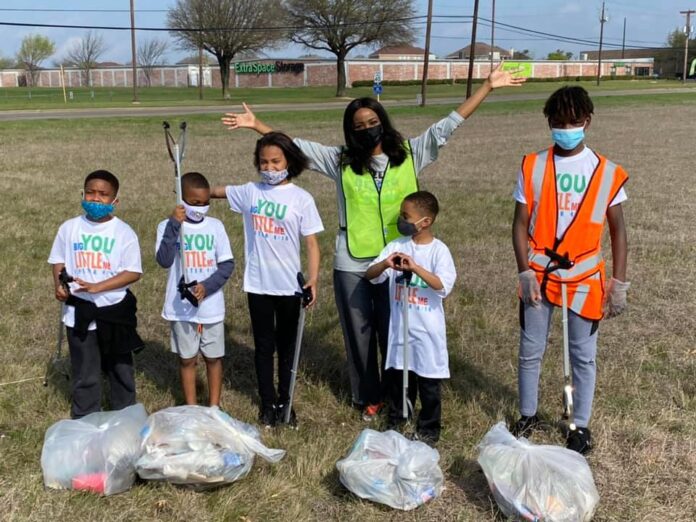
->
<box><xmin>341</xmin><ymin>142</ymin><xmax>418</xmax><ymax>259</ymax></box>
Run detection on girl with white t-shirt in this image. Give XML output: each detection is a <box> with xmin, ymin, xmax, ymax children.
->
<box><xmin>211</xmin><ymin>132</ymin><xmax>324</xmax><ymax>428</ymax></box>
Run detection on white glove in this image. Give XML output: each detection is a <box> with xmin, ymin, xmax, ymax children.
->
<box><xmin>604</xmin><ymin>278</ymin><xmax>630</xmax><ymax>318</ymax></box>
<box><xmin>518</xmin><ymin>269</ymin><xmax>541</xmax><ymax>307</ymax></box>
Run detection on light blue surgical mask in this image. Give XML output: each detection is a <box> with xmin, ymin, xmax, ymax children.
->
<box><xmin>260</xmin><ymin>169</ymin><xmax>289</xmax><ymax>186</ymax></box>
<box><xmin>551</xmin><ymin>126</ymin><xmax>585</xmax><ymax>151</ymax></box>
<box><xmin>82</xmin><ymin>200</ymin><xmax>115</xmax><ymax>220</ymax></box>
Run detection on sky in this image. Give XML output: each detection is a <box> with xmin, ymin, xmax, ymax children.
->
<box><xmin>0</xmin><ymin>1</ymin><xmax>690</xmax><ymax>65</ymax></box>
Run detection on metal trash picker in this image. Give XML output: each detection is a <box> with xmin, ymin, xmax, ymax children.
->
<box><xmin>163</xmin><ymin>121</ymin><xmax>198</xmax><ymax>307</ymax></box>
<box><xmin>543</xmin><ymin>247</ymin><xmax>576</xmax><ymax>432</ymax></box>
<box><xmin>396</xmin><ymin>270</ymin><xmax>415</xmax><ymax>420</ymax></box>
<box><xmin>43</xmin><ymin>267</ymin><xmax>73</xmax><ymax>386</ymax></box>
<box><xmin>284</xmin><ymin>272</ymin><xmax>313</xmax><ymax>425</ymax></box>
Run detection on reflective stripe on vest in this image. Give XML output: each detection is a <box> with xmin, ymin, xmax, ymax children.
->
<box><xmin>528</xmin><ymin>251</ymin><xmax>603</xmax><ymax>281</ymax></box>
<box><xmin>528</xmin><ymin>148</ymin><xmax>548</xmax><ymax>238</ymax></box>
<box><xmin>341</xmin><ymin>142</ymin><xmax>418</xmax><ymax>259</ymax></box>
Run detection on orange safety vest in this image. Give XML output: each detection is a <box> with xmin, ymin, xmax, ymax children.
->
<box><xmin>521</xmin><ymin>147</ymin><xmax>628</xmax><ymax>320</ymax></box>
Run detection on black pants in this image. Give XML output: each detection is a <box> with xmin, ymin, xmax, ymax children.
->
<box><xmin>247</xmin><ymin>293</ymin><xmax>301</xmax><ymax>409</ymax></box>
<box><xmin>333</xmin><ymin>270</ymin><xmax>391</xmax><ymax>406</ymax></box>
<box><xmin>66</xmin><ymin>327</ymin><xmax>136</xmax><ymax>419</ymax></box>
<box><xmin>387</xmin><ymin>368</ymin><xmax>442</xmax><ymax>439</ymax></box>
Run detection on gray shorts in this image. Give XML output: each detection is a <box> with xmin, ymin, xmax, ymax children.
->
<box><xmin>170</xmin><ymin>321</ymin><xmax>225</xmax><ymax>359</ymax></box>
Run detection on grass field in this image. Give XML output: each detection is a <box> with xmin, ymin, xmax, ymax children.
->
<box><xmin>0</xmin><ymin>79</ymin><xmax>694</xmax><ymax>110</ymax></box>
<box><xmin>0</xmin><ymin>94</ymin><xmax>695</xmax><ymax>521</ymax></box>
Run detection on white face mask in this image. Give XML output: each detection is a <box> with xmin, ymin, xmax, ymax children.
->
<box><xmin>260</xmin><ymin>169</ymin><xmax>289</xmax><ymax>186</ymax></box>
<box><xmin>183</xmin><ymin>201</ymin><xmax>209</xmax><ymax>222</ymax></box>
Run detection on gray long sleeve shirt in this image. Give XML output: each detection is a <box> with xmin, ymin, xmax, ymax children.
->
<box><xmin>293</xmin><ymin>110</ymin><xmax>465</xmax><ymax>272</ymax></box>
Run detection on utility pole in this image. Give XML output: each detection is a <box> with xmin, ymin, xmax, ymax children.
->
<box><xmin>490</xmin><ymin>0</ymin><xmax>496</xmax><ymax>70</ymax></box>
<box><xmin>680</xmin><ymin>10</ymin><xmax>695</xmax><ymax>83</ymax></box>
<box><xmin>621</xmin><ymin>17</ymin><xmax>626</xmax><ymax>59</ymax></box>
<box><xmin>198</xmin><ymin>46</ymin><xmax>204</xmax><ymax>100</ymax></box>
<box><xmin>130</xmin><ymin>0</ymin><xmax>138</xmax><ymax>102</ymax></box>
<box><xmin>420</xmin><ymin>0</ymin><xmax>434</xmax><ymax>106</ymax></box>
<box><xmin>596</xmin><ymin>1</ymin><xmax>608</xmax><ymax>86</ymax></box>
<box><xmin>466</xmin><ymin>0</ymin><xmax>480</xmax><ymax>98</ymax></box>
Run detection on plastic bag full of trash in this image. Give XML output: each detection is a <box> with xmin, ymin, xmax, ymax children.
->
<box><xmin>336</xmin><ymin>429</ymin><xmax>443</xmax><ymax>510</ymax></box>
<box><xmin>135</xmin><ymin>405</ymin><xmax>285</xmax><ymax>488</ymax></box>
<box><xmin>41</xmin><ymin>403</ymin><xmax>148</xmax><ymax>495</ymax></box>
<box><xmin>477</xmin><ymin>422</ymin><xmax>599</xmax><ymax>522</ymax></box>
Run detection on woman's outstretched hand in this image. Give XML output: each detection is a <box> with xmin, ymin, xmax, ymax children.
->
<box><xmin>487</xmin><ymin>62</ymin><xmax>527</xmax><ymax>89</ymax></box>
<box><xmin>221</xmin><ymin>102</ymin><xmax>257</xmax><ymax>130</ymax></box>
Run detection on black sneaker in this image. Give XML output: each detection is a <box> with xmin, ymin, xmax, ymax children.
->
<box><xmin>511</xmin><ymin>414</ymin><xmax>541</xmax><ymax>438</ymax></box>
<box><xmin>276</xmin><ymin>403</ymin><xmax>297</xmax><ymax>428</ymax></box>
<box><xmin>410</xmin><ymin>431</ymin><xmax>440</xmax><ymax>446</ymax></box>
<box><xmin>566</xmin><ymin>427</ymin><xmax>592</xmax><ymax>454</ymax></box>
<box><xmin>259</xmin><ymin>405</ymin><xmax>277</xmax><ymax>429</ymax></box>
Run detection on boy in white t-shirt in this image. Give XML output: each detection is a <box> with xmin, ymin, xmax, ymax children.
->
<box><xmin>512</xmin><ymin>86</ymin><xmax>629</xmax><ymax>454</ymax></box>
<box><xmin>211</xmin><ymin>132</ymin><xmax>323</xmax><ymax>428</ymax></box>
<box><xmin>156</xmin><ymin>172</ymin><xmax>234</xmax><ymax>408</ymax></box>
<box><xmin>366</xmin><ymin>191</ymin><xmax>456</xmax><ymax>444</ymax></box>
<box><xmin>48</xmin><ymin>170</ymin><xmax>143</xmax><ymax>418</ymax></box>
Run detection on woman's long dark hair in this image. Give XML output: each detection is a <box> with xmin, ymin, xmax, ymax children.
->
<box><xmin>341</xmin><ymin>97</ymin><xmax>407</xmax><ymax>175</ymax></box>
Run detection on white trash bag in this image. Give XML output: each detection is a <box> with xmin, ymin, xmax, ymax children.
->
<box><xmin>336</xmin><ymin>429</ymin><xmax>444</xmax><ymax>510</ymax></box>
<box><xmin>477</xmin><ymin>422</ymin><xmax>600</xmax><ymax>522</ymax></box>
<box><xmin>41</xmin><ymin>403</ymin><xmax>148</xmax><ymax>495</ymax></box>
<box><xmin>135</xmin><ymin>405</ymin><xmax>285</xmax><ymax>488</ymax></box>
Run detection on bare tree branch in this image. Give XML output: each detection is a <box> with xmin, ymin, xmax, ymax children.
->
<box><xmin>65</xmin><ymin>31</ymin><xmax>107</xmax><ymax>87</ymax></box>
<box><xmin>137</xmin><ymin>38</ymin><xmax>168</xmax><ymax>87</ymax></box>
<box><xmin>167</xmin><ymin>0</ymin><xmax>286</xmax><ymax>98</ymax></box>
<box><xmin>285</xmin><ymin>0</ymin><xmax>417</xmax><ymax>96</ymax></box>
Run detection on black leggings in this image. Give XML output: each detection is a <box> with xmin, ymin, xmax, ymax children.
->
<box><xmin>247</xmin><ymin>293</ymin><xmax>301</xmax><ymax>408</ymax></box>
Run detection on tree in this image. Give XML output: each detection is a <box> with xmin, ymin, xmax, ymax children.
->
<box><xmin>16</xmin><ymin>34</ymin><xmax>55</xmax><ymax>87</ymax></box>
<box><xmin>137</xmin><ymin>38</ymin><xmax>168</xmax><ymax>87</ymax></box>
<box><xmin>65</xmin><ymin>31</ymin><xmax>107</xmax><ymax>86</ymax></box>
<box><xmin>0</xmin><ymin>54</ymin><xmax>15</xmax><ymax>69</ymax></box>
<box><xmin>167</xmin><ymin>0</ymin><xmax>285</xmax><ymax>99</ymax></box>
<box><xmin>512</xmin><ymin>49</ymin><xmax>532</xmax><ymax>60</ymax></box>
<box><xmin>285</xmin><ymin>0</ymin><xmax>417</xmax><ymax>97</ymax></box>
<box><xmin>547</xmin><ymin>49</ymin><xmax>573</xmax><ymax>60</ymax></box>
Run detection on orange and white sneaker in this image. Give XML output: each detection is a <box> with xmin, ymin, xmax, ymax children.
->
<box><xmin>362</xmin><ymin>403</ymin><xmax>383</xmax><ymax>422</ymax></box>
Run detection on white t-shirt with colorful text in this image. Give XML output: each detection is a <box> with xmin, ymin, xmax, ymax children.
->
<box><xmin>513</xmin><ymin>146</ymin><xmax>627</xmax><ymax>238</ymax></box>
<box><xmin>368</xmin><ymin>237</ymin><xmax>456</xmax><ymax>379</ymax></box>
<box><xmin>156</xmin><ymin>216</ymin><xmax>233</xmax><ymax>323</ymax></box>
<box><xmin>48</xmin><ymin>215</ymin><xmax>143</xmax><ymax>330</ymax></box>
<box><xmin>226</xmin><ymin>182</ymin><xmax>324</xmax><ymax>295</ymax></box>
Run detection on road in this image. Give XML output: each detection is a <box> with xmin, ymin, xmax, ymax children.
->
<box><xmin>0</xmin><ymin>87</ymin><xmax>692</xmax><ymax>121</ymax></box>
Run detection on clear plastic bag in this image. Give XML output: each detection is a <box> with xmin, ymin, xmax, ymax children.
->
<box><xmin>477</xmin><ymin>422</ymin><xmax>600</xmax><ymax>522</ymax></box>
<box><xmin>41</xmin><ymin>403</ymin><xmax>148</xmax><ymax>495</ymax></box>
<box><xmin>135</xmin><ymin>405</ymin><xmax>285</xmax><ymax>488</ymax></box>
<box><xmin>336</xmin><ymin>429</ymin><xmax>444</xmax><ymax>510</ymax></box>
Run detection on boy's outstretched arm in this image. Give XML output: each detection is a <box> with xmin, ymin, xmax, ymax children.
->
<box><xmin>455</xmin><ymin>62</ymin><xmax>526</xmax><ymax>119</ymax></box>
<box><xmin>221</xmin><ymin>103</ymin><xmax>274</xmax><ymax>135</ymax></box>
<box><xmin>304</xmin><ymin>234</ymin><xmax>320</xmax><ymax>307</ymax></box>
<box><xmin>210</xmin><ymin>186</ymin><xmax>227</xmax><ymax>199</ymax></box>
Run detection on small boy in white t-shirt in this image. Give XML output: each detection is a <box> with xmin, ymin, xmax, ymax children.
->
<box><xmin>156</xmin><ymin>172</ymin><xmax>234</xmax><ymax>407</ymax></box>
<box><xmin>211</xmin><ymin>131</ymin><xmax>323</xmax><ymax>428</ymax></box>
<box><xmin>366</xmin><ymin>191</ymin><xmax>456</xmax><ymax>444</ymax></box>
<box><xmin>48</xmin><ymin>170</ymin><xmax>143</xmax><ymax>418</ymax></box>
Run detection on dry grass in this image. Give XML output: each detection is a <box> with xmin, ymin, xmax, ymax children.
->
<box><xmin>0</xmin><ymin>100</ymin><xmax>695</xmax><ymax>521</ymax></box>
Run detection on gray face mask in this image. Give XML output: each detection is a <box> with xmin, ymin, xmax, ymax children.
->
<box><xmin>397</xmin><ymin>216</ymin><xmax>426</xmax><ymax>236</ymax></box>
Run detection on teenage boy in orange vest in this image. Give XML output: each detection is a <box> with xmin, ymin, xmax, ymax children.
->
<box><xmin>511</xmin><ymin>86</ymin><xmax>629</xmax><ymax>454</ymax></box>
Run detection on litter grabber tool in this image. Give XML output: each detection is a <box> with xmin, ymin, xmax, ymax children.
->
<box><xmin>543</xmin><ymin>247</ymin><xmax>576</xmax><ymax>432</ymax></box>
<box><xmin>44</xmin><ymin>267</ymin><xmax>73</xmax><ymax>386</ymax></box>
<box><xmin>163</xmin><ymin>121</ymin><xmax>198</xmax><ymax>307</ymax></box>
<box><xmin>396</xmin><ymin>269</ymin><xmax>414</xmax><ymax>420</ymax></box>
<box><xmin>284</xmin><ymin>272</ymin><xmax>313</xmax><ymax>425</ymax></box>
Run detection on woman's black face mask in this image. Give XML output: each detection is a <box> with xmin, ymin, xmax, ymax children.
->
<box><xmin>354</xmin><ymin>125</ymin><xmax>383</xmax><ymax>150</ymax></box>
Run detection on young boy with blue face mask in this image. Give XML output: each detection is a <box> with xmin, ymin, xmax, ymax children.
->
<box><xmin>48</xmin><ymin>170</ymin><xmax>143</xmax><ymax>418</ymax></box>
<box><xmin>156</xmin><ymin>172</ymin><xmax>235</xmax><ymax>408</ymax></box>
<box><xmin>365</xmin><ymin>191</ymin><xmax>457</xmax><ymax>444</ymax></box>
<box><xmin>511</xmin><ymin>86</ymin><xmax>630</xmax><ymax>454</ymax></box>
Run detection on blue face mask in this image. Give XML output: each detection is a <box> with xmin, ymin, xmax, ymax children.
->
<box><xmin>82</xmin><ymin>200</ymin><xmax>115</xmax><ymax>220</ymax></box>
<box><xmin>551</xmin><ymin>126</ymin><xmax>585</xmax><ymax>151</ymax></box>
<box><xmin>260</xmin><ymin>169</ymin><xmax>289</xmax><ymax>186</ymax></box>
